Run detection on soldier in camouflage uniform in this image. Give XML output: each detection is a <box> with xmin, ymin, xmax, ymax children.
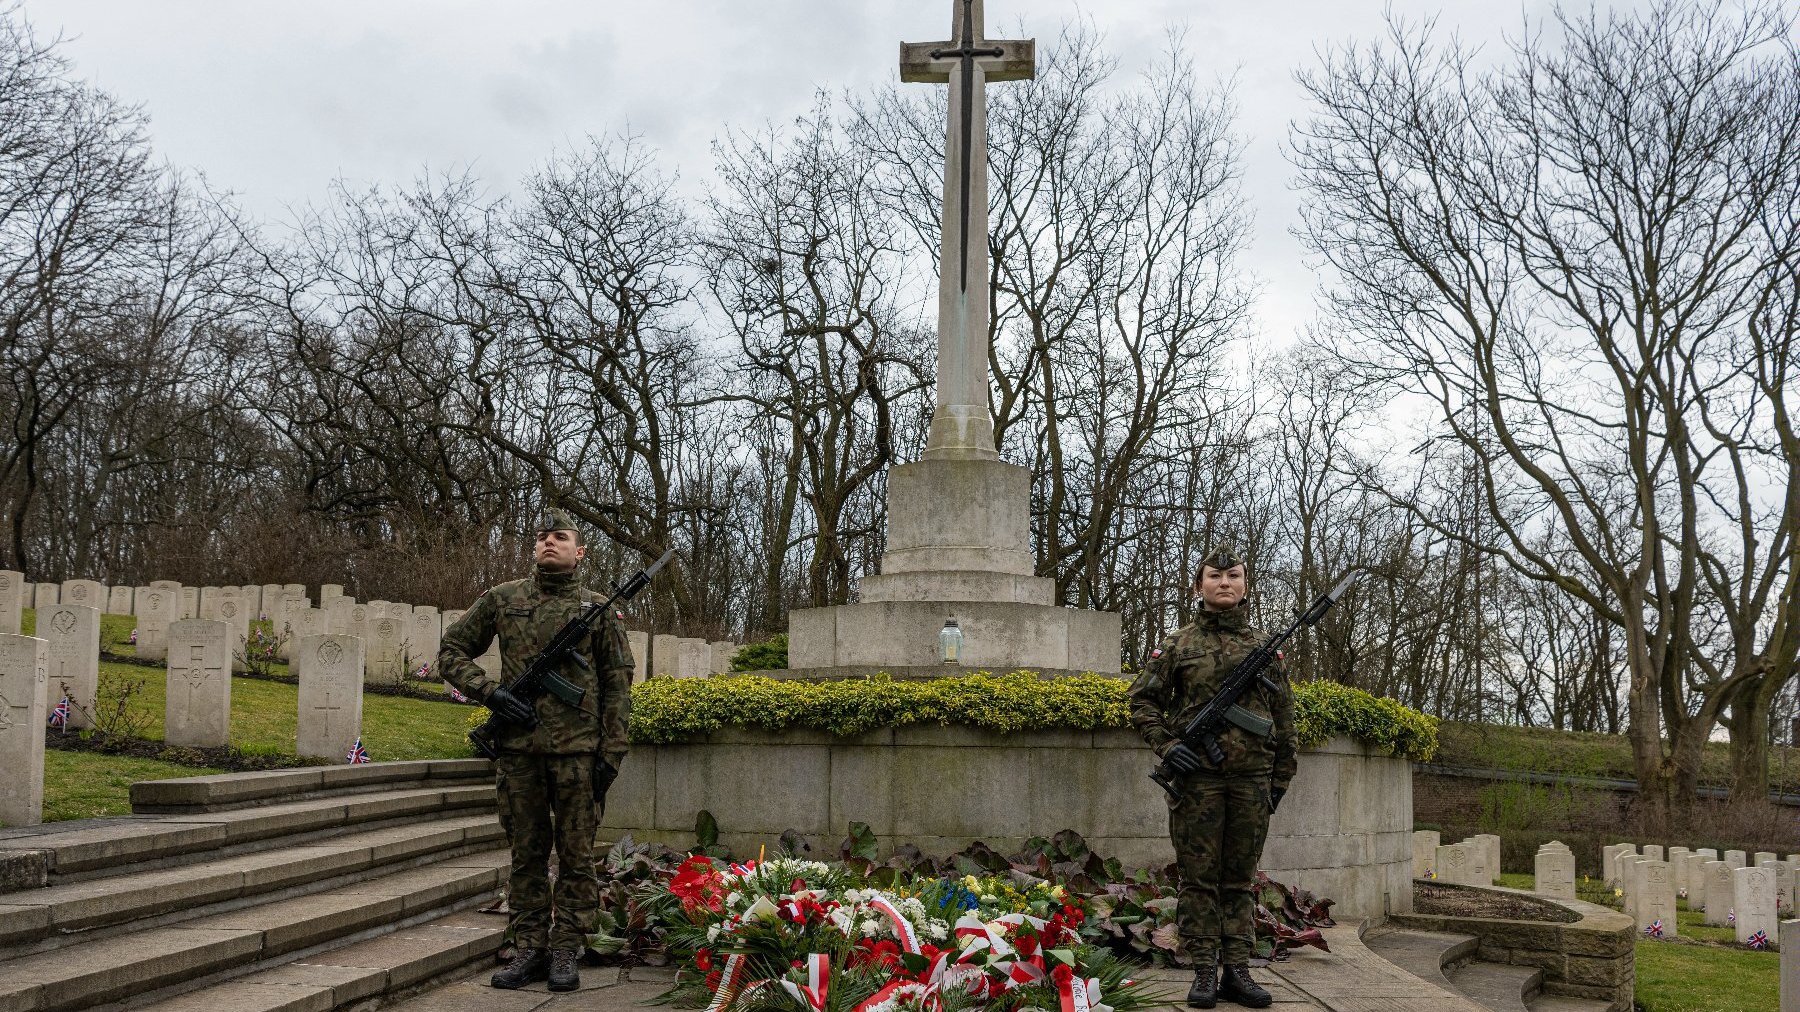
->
<box><xmin>1128</xmin><ymin>547</ymin><xmax>1296</xmax><ymax>1009</ymax></box>
<box><xmin>439</xmin><ymin>509</ymin><xmax>635</xmax><ymax>993</ymax></box>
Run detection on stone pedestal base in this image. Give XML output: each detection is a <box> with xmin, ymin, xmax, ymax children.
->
<box><xmin>789</xmin><ymin>599</ymin><xmax>1121</xmax><ymax>673</ymax></box>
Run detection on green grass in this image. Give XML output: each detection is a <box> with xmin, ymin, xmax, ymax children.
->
<box><xmin>1434</xmin><ymin>721</ymin><xmax>1800</xmax><ymax>793</ymax></box>
<box><xmin>1635</xmin><ymin>938</ymin><xmax>1779</xmax><ymax>1012</ymax></box>
<box><xmin>40</xmin><ymin>751</ymin><xmax>226</xmax><ymax>822</ymax></box>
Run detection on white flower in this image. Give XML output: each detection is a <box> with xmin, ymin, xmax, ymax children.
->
<box><xmin>859</xmin><ymin>917</ymin><xmax>883</xmax><ymax>938</ymax></box>
<box><xmin>923</xmin><ymin>918</ymin><xmax>950</xmax><ymax>942</ymax></box>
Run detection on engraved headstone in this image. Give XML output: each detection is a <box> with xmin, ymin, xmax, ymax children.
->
<box><xmin>319</xmin><ymin>584</ymin><xmax>344</xmax><ymax>605</ymax></box>
<box><xmin>283</xmin><ymin>584</ymin><xmax>306</xmax><ymax>604</ymax></box>
<box><xmin>1727</xmin><ymin>850</ymin><xmax>1749</xmax><ymax>869</ymax></box>
<box><xmin>107</xmin><ymin>585</ymin><xmax>133</xmax><ymax>616</ymax></box>
<box><xmin>1535</xmin><ymin>842</ymin><xmax>1576</xmax><ymax>900</ymax></box>
<box><xmin>1765</xmin><ymin>859</ymin><xmax>1796</xmax><ymax>916</ymax></box>
<box><xmin>135</xmin><ymin>586</ymin><xmax>176</xmax><ymax>661</ymax></box>
<box><xmin>1412</xmin><ymin>830</ymin><xmax>1440</xmax><ymax>878</ymax></box>
<box><xmin>710</xmin><ymin>640</ymin><xmax>736</xmax><ymax>674</ymax></box>
<box><xmin>295</xmin><ymin>634</ymin><xmax>364</xmax><ymax>760</ymax></box>
<box><xmin>327</xmin><ymin>596</ymin><xmax>356</xmax><ymax>636</ymax></box>
<box><xmin>1683</xmin><ymin>851</ymin><xmax>1712</xmax><ymax>910</ymax></box>
<box><xmin>1670</xmin><ymin>846</ymin><xmax>1692</xmax><ymax>895</ymax></box>
<box><xmin>626</xmin><ymin>631</ymin><xmax>648</xmax><ymax>683</ymax></box>
<box><xmin>1698</xmin><ymin>848</ymin><xmax>1718</xmax><ymax>860</ymax></box>
<box><xmin>150</xmin><ymin>579</ymin><xmax>181</xmax><ymax>591</ymax></box>
<box><xmin>179</xmin><ymin>586</ymin><xmax>198</xmax><ymax>619</ymax></box>
<box><xmin>411</xmin><ymin>606</ymin><xmax>441</xmax><ymax>677</ymax></box>
<box><xmin>348</xmin><ymin>603</ymin><xmax>371</xmax><ymax>643</ymax></box>
<box><xmin>1606</xmin><ymin>843</ymin><xmax>1638</xmax><ymax>886</ymax></box>
<box><xmin>1760</xmin><ymin>852</ymin><xmax>1781</xmax><ymax>868</ymax></box>
<box><xmin>278</xmin><ymin>596</ymin><xmax>311</xmax><ymax>661</ymax></box>
<box><xmin>260</xmin><ymin>584</ymin><xmax>286</xmax><ymax>616</ymax></box>
<box><xmin>677</xmin><ymin>637</ymin><xmax>710</xmax><ymax>679</ymax></box>
<box><xmin>1471</xmin><ymin>834</ymin><xmax>1502</xmax><ymax>881</ymax></box>
<box><xmin>40</xmin><ymin>604</ymin><xmax>99</xmax><ymax>730</ymax></box>
<box><xmin>213</xmin><ymin>591</ymin><xmax>250</xmax><ymax>673</ymax></box>
<box><xmin>60</xmin><ymin>579</ymin><xmax>103</xmax><ymax>610</ymax></box>
<box><xmin>1618</xmin><ymin>855</ymin><xmax>1647</xmax><ymax>921</ymax></box>
<box><xmin>1704</xmin><ymin>861</ymin><xmax>1735</xmax><ymax>926</ymax></box>
<box><xmin>652</xmin><ymin>633</ymin><xmax>679</xmax><ymax>677</ymax></box>
<box><xmin>366</xmin><ymin>615</ymin><xmax>407</xmax><ymax>685</ymax></box>
<box><xmin>165</xmin><ymin>619</ymin><xmax>230</xmax><ymax>747</ymax></box>
<box><xmin>0</xmin><ymin>571</ymin><xmax>22</xmax><ymax>635</ymax></box>
<box><xmin>1437</xmin><ymin>843</ymin><xmax>1487</xmax><ymax>886</ymax></box>
<box><xmin>0</xmin><ymin>634</ymin><xmax>48</xmax><ymax>826</ymax></box>
<box><xmin>34</xmin><ymin>583</ymin><xmax>59</xmax><ymax>609</ymax></box>
<box><xmin>293</xmin><ymin>607</ymin><xmax>330</xmax><ymax>644</ymax></box>
<box><xmin>198</xmin><ymin>586</ymin><xmax>223</xmax><ymax>619</ymax></box>
<box><xmin>1737</xmin><ymin>865</ymin><xmax>1780</xmax><ymax>947</ymax></box>
<box><xmin>1634</xmin><ymin>859</ymin><xmax>1679</xmax><ymax>935</ymax></box>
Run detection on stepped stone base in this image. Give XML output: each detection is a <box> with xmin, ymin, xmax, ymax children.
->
<box><xmin>788</xmin><ymin>599</ymin><xmax>1121</xmax><ymax>673</ymax></box>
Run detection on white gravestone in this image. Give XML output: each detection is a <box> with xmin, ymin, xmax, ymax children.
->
<box><xmin>367</xmin><ymin>616</ymin><xmax>407</xmax><ymax>685</ymax></box>
<box><xmin>34</xmin><ymin>583</ymin><xmax>59</xmax><ymax>609</ymax></box>
<box><xmin>1535</xmin><ymin>843</ymin><xmax>1576</xmax><ymax>900</ymax></box>
<box><xmin>1634</xmin><ymin>860</ymin><xmax>1679</xmax><ymax>936</ymax></box>
<box><xmin>710</xmin><ymin>640</ymin><xmax>736</xmax><ymax>674</ymax></box>
<box><xmin>283</xmin><ymin>583</ymin><xmax>305</xmax><ymax>601</ymax></box>
<box><xmin>1759</xmin><ymin>852</ymin><xmax>1781</xmax><ymax>868</ymax></box>
<box><xmin>626</xmin><ymin>631</ymin><xmax>648</xmax><ymax>683</ymax></box>
<box><xmin>1765</xmin><ymin>859</ymin><xmax>1796</xmax><ymax>916</ymax></box>
<box><xmin>278</xmin><ymin>596</ymin><xmax>312</xmax><ymax>661</ymax></box>
<box><xmin>1412</xmin><ymin>831</ymin><xmax>1440</xmax><ymax>878</ymax></box>
<box><xmin>1683</xmin><ymin>851</ymin><xmax>1711</xmax><ymax>909</ymax></box>
<box><xmin>327</xmin><ymin>597</ymin><xmax>356</xmax><ymax>636</ymax></box>
<box><xmin>197</xmin><ymin>586</ymin><xmax>223</xmax><ymax>619</ymax></box>
<box><xmin>150</xmin><ymin>580</ymin><xmax>180</xmax><ymax>590</ymax></box>
<box><xmin>0</xmin><ymin>571</ymin><xmax>22</xmax><ymax>635</ymax></box>
<box><xmin>348</xmin><ymin>603</ymin><xmax>371</xmax><ymax>643</ymax></box>
<box><xmin>295</xmin><ymin>634</ymin><xmax>364</xmax><ymax>760</ymax></box>
<box><xmin>239</xmin><ymin>585</ymin><xmax>261</xmax><ymax>620</ymax></box>
<box><xmin>1697</xmin><ymin>848</ymin><xmax>1718</xmax><ymax>860</ymax></box>
<box><xmin>135</xmin><ymin>587</ymin><xmax>176</xmax><ymax>661</ymax></box>
<box><xmin>1737</xmin><ymin>865</ymin><xmax>1780</xmax><ymax>947</ymax></box>
<box><xmin>368</xmin><ymin>600</ymin><xmax>391</xmax><ymax>621</ymax></box>
<box><xmin>1704</xmin><ymin>861</ymin><xmax>1735</xmax><ymax>926</ymax></box>
<box><xmin>677</xmin><ymin>637</ymin><xmax>710</xmax><ymax>679</ymax></box>
<box><xmin>1642</xmin><ymin>844</ymin><xmax>1663</xmax><ymax>862</ymax></box>
<box><xmin>215</xmin><ymin>594</ymin><xmax>250</xmax><ymax>673</ymax></box>
<box><xmin>319</xmin><ymin>584</ymin><xmax>343</xmax><ymax>605</ymax></box>
<box><xmin>1607</xmin><ymin>843</ymin><xmax>1637</xmax><ymax>886</ymax></box>
<box><xmin>165</xmin><ymin>619</ymin><xmax>230</xmax><ymax>747</ymax></box>
<box><xmin>107</xmin><ymin>585</ymin><xmax>133</xmax><ymax>616</ymax></box>
<box><xmin>1783</xmin><ymin>919</ymin><xmax>1800</xmax><ymax>1012</ymax></box>
<box><xmin>1727</xmin><ymin>850</ymin><xmax>1749</xmax><ymax>869</ymax></box>
<box><xmin>0</xmin><ymin>633</ymin><xmax>48</xmax><ymax>826</ymax></box>
<box><xmin>40</xmin><ymin>604</ymin><xmax>99</xmax><ymax>730</ymax></box>
<box><xmin>652</xmin><ymin>633</ymin><xmax>679</xmax><ymax>676</ymax></box>
<box><xmin>260</xmin><ymin>584</ymin><xmax>286</xmax><ymax>617</ymax></box>
<box><xmin>1471</xmin><ymin>834</ymin><xmax>1502</xmax><ymax>881</ymax></box>
<box><xmin>60</xmin><ymin>579</ymin><xmax>103</xmax><ymax>610</ymax></box>
<box><xmin>179</xmin><ymin>586</ymin><xmax>198</xmax><ymax>619</ymax></box>
<box><xmin>1618</xmin><ymin>856</ymin><xmax>1647</xmax><ymax>921</ymax></box>
<box><xmin>411</xmin><ymin>607</ymin><xmax>441</xmax><ymax>677</ymax></box>
<box><xmin>1437</xmin><ymin>843</ymin><xmax>1488</xmax><ymax>886</ymax></box>
<box><xmin>1669</xmin><ymin>846</ymin><xmax>1692</xmax><ymax>896</ymax></box>
<box><xmin>294</xmin><ymin>608</ymin><xmax>330</xmax><ymax>644</ymax></box>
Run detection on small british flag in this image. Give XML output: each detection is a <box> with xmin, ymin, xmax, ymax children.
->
<box><xmin>47</xmin><ymin>696</ymin><xmax>69</xmax><ymax>729</ymax></box>
<box><xmin>1729</xmin><ymin>909</ymin><xmax>1738</xmax><ymax>925</ymax></box>
<box><xmin>1644</xmin><ymin>919</ymin><xmax>1664</xmax><ymax>939</ymax></box>
<box><xmin>445</xmin><ymin>682</ymin><xmax>472</xmax><ymax>704</ymax></box>
<box><xmin>346</xmin><ymin>737</ymin><xmax>370</xmax><ymax>764</ymax></box>
<box><xmin>1749</xmin><ymin>929</ymin><xmax>1770</xmax><ymax>950</ymax></box>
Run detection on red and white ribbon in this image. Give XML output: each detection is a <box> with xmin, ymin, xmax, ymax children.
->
<box><xmin>780</xmin><ymin>954</ymin><xmax>831</xmax><ymax>1012</ymax></box>
<box><xmin>851</xmin><ymin>979</ymin><xmax>907</xmax><ymax>1012</ymax></box>
<box><xmin>866</xmin><ymin>896</ymin><xmax>922</xmax><ymax>953</ymax></box>
<box><xmin>706</xmin><ymin>953</ymin><xmax>750</xmax><ymax>1012</ymax></box>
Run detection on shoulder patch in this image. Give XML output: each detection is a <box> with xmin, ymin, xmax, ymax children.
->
<box><xmin>1150</xmin><ymin>648</ymin><xmax>1163</xmax><ymax>659</ymax></box>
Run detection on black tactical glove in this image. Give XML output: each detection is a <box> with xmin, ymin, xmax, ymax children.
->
<box><xmin>593</xmin><ymin>758</ymin><xmax>618</xmax><ymax>803</ymax></box>
<box><xmin>1269</xmin><ymin>783</ymin><xmax>1287</xmax><ymax>813</ymax></box>
<box><xmin>1162</xmin><ymin>742</ymin><xmax>1206</xmax><ymax>776</ymax></box>
<box><xmin>485</xmin><ymin>685</ymin><xmax>537</xmax><ymax>728</ymax></box>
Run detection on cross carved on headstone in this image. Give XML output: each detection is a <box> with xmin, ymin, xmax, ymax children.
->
<box><xmin>175</xmin><ymin>644</ymin><xmax>223</xmax><ymax>709</ymax></box>
<box><xmin>0</xmin><ymin>691</ymin><xmax>21</xmax><ymax>732</ymax></box>
<box><xmin>314</xmin><ymin>688</ymin><xmax>342</xmax><ymax>714</ymax></box>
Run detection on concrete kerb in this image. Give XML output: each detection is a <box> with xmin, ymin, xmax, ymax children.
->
<box><xmin>131</xmin><ymin>760</ymin><xmax>495</xmax><ymax>813</ymax></box>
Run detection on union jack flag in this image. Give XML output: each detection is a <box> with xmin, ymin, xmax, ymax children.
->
<box><xmin>1729</xmin><ymin>909</ymin><xmax>1738</xmax><ymax>925</ymax></box>
<box><xmin>47</xmin><ymin>696</ymin><xmax>69</xmax><ymax>729</ymax></box>
<box><xmin>1644</xmin><ymin>919</ymin><xmax>1664</xmax><ymax>939</ymax></box>
<box><xmin>1749</xmin><ymin>929</ymin><xmax>1770</xmax><ymax>949</ymax></box>
<box><xmin>445</xmin><ymin>682</ymin><xmax>472</xmax><ymax>704</ymax></box>
<box><xmin>346</xmin><ymin>737</ymin><xmax>370</xmax><ymax>764</ymax></box>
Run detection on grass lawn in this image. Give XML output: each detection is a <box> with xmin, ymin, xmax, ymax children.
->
<box><xmin>1434</xmin><ymin>720</ymin><xmax>1800</xmax><ymax>794</ymax></box>
<box><xmin>19</xmin><ymin>608</ymin><xmax>479</xmax><ymax>825</ymax></box>
<box><xmin>1467</xmin><ymin>873</ymin><xmax>1779</xmax><ymax>1010</ymax></box>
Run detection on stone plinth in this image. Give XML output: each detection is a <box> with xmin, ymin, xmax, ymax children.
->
<box><xmin>603</xmin><ymin>731</ymin><xmax>1411</xmax><ymax>923</ymax></box>
<box><xmin>789</xmin><ymin>600</ymin><xmax>1121</xmax><ymax>673</ymax></box>
<box><xmin>0</xmin><ymin>633</ymin><xmax>48</xmax><ymax>826</ymax></box>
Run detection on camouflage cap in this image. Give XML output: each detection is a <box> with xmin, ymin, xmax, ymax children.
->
<box><xmin>536</xmin><ymin>508</ymin><xmax>581</xmax><ymax>537</ymax></box>
<box><xmin>1199</xmin><ymin>544</ymin><xmax>1245</xmax><ymax>573</ymax></box>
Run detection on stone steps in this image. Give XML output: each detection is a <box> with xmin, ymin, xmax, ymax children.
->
<box><xmin>1446</xmin><ymin>960</ymin><xmax>1541</xmax><ymax>1012</ymax></box>
<box><xmin>0</xmin><ymin>761</ymin><xmax>507</xmax><ymax>1012</ymax></box>
<box><xmin>1363</xmin><ymin>927</ymin><xmax>1609</xmax><ymax>1012</ymax></box>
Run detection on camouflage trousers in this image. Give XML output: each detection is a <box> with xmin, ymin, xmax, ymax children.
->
<box><xmin>1168</xmin><ymin>773</ymin><xmax>1272</xmax><ymax>965</ymax></box>
<box><xmin>496</xmin><ymin>752</ymin><xmax>600</xmax><ymax>950</ymax></box>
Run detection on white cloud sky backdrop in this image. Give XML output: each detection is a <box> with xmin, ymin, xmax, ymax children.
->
<box><xmin>41</xmin><ymin>0</ymin><xmax>1635</xmax><ymax>344</ymax></box>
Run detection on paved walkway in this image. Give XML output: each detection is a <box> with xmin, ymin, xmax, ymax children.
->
<box><xmin>388</xmin><ymin>924</ymin><xmax>1483</xmax><ymax>1012</ymax></box>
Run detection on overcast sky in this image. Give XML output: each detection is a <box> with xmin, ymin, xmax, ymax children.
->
<box><xmin>42</xmin><ymin>0</ymin><xmax>1608</xmax><ymax>344</ymax></box>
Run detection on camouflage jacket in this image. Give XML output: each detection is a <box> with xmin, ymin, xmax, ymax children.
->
<box><xmin>439</xmin><ymin>565</ymin><xmax>633</xmax><ymax>766</ymax></box>
<box><xmin>1127</xmin><ymin>600</ymin><xmax>1298</xmax><ymax>783</ymax></box>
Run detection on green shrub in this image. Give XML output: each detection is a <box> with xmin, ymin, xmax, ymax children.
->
<box><xmin>628</xmin><ymin>671</ymin><xmax>1438</xmax><ymax>760</ymax></box>
<box><xmin>729</xmin><ymin>633</ymin><xmax>788</xmax><ymax>671</ymax></box>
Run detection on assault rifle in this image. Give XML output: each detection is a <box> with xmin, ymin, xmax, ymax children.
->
<box><xmin>1149</xmin><ymin>569</ymin><xmax>1363</xmax><ymax>798</ymax></box>
<box><xmin>468</xmin><ymin>548</ymin><xmax>676</xmax><ymax>761</ymax></box>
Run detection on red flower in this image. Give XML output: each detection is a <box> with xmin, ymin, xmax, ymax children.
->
<box><xmin>670</xmin><ymin>856</ymin><xmax>726</xmax><ymax>916</ymax></box>
<box><xmin>695</xmin><ymin>948</ymin><xmax>714</xmax><ymax>971</ymax></box>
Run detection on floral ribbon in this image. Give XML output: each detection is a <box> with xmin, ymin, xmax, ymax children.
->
<box><xmin>867</xmin><ymin>896</ymin><xmax>922</xmax><ymax>953</ymax></box>
<box><xmin>706</xmin><ymin>953</ymin><xmax>750</xmax><ymax>1012</ymax></box>
<box><xmin>780</xmin><ymin>953</ymin><xmax>831</xmax><ymax>1012</ymax></box>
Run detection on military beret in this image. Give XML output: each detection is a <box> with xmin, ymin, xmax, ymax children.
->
<box><xmin>1199</xmin><ymin>544</ymin><xmax>1244</xmax><ymax>572</ymax></box>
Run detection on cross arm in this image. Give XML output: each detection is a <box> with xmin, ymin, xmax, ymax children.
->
<box><xmin>899</xmin><ymin>39</ymin><xmax>1036</xmax><ymax>83</ymax></box>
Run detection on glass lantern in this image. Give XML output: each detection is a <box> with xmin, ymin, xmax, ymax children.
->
<box><xmin>939</xmin><ymin>618</ymin><xmax>963</xmax><ymax>664</ymax></box>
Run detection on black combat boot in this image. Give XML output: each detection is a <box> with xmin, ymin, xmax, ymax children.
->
<box><xmin>1218</xmin><ymin>963</ymin><xmax>1271</xmax><ymax>1008</ymax></box>
<box><xmin>491</xmin><ymin>947</ymin><xmax>549</xmax><ymax>989</ymax></box>
<box><xmin>1185</xmin><ymin>961</ymin><xmax>1218</xmax><ymax>1008</ymax></box>
<box><xmin>548</xmin><ymin>948</ymin><xmax>580</xmax><ymax>992</ymax></box>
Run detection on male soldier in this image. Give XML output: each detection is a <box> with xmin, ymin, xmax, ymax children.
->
<box><xmin>439</xmin><ymin>509</ymin><xmax>634</xmax><ymax>993</ymax></box>
<box><xmin>1127</xmin><ymin>547</ymin><xmax>1296</xmax><ymax>1009</ymax></box>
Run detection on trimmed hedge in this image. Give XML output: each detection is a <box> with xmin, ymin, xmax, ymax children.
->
<box><xmin>624</xmin><ymin>671</ymin><xmax>1438</xmax><ymax>761</ymax></box>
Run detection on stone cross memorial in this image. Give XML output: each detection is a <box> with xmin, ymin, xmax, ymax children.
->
<box><xmin>0</xmin><ymin>570</ymin><xmax>22</xmax><ymax>635</ymax></box>
<box><xmin>166</xmin><ymin>619</ymin><xmax>230</xmax><ymax>747</ymax></box>
<box><xmin>0</xmin><ymin>633</ymin><xmax>48</xmax><ymax>826</ymax></box>
<box><xmin>295</xmin><ymin>634</ymin><xmax>364</xmax><ymax>760</ymax></box>
<box><xmin>41</xmin><ymin>603</ymin><xmax>99</xmax><ymax>730</ymax></box>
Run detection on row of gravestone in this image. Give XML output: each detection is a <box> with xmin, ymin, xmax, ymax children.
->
<box><xmin>0</xmin><ymin>573</ymin><xmax>739</xmax><ymax>685</ymax></box>
<box><xmin>1604</xmin><ymin>842</ymin><xmax>1795</xmax><ymax>948</ymax></box>
<box><xmin>1411</xmin><ymin>830</ymin><xmax>1505</xmax><ymax>889</ymax></box>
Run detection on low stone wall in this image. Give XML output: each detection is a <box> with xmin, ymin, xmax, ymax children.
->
<box><xmin>1390</xmin><ymin>890</ymin><xmax>1635</xmax><ymax>1012</ymax></box>
<box><xmin>601</xmin><ymin>730</ymin><xmax>1412</xmax><ymax>923</ymax></box>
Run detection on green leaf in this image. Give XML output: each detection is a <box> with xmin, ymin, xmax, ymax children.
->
<box><xmin>695</xmin><ymin>809</ymin><xmax>719</xmax><ymax>850</ymax></box>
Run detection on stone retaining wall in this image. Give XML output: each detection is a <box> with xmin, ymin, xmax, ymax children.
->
<box><xmin>1389</xmin><ymin>892</ymin><xmax>1635</xmax><ymax>1012</ymax></box>
<box><xmin>601</xmin><ymin>730</ymin><xmax>1412</xmax><ymax>922</ymax></box>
